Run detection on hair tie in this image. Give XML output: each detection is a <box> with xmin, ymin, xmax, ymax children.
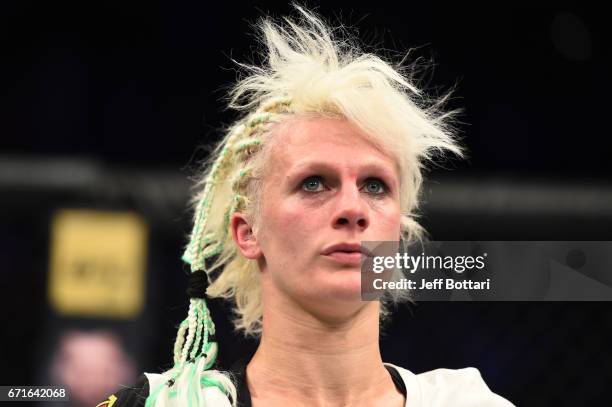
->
<box><xmin>187</xmin><ymin>270</ymin><xmax>209</xmax><ymax>299</ymax></box>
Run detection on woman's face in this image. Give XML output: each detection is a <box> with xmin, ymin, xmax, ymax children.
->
<box><xmin>239</xmin><ymin>116</ymin><xmax>401</xmax><ymax>320</ymax></box>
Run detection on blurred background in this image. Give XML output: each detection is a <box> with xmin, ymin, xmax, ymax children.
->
<box><xmin>1</xmin><ymin>2</ymin><xmax>611</xmax><ymax>406</ymax></box>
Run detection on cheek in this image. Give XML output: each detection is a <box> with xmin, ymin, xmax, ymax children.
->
<box><xmin>260</xmin><ymin>198</ymin><xmax>320</xmax><ymax>257</ymax></box>
<box><xmin>375</xmin><ymin>205</ymin><xmax>402</xmax><ymax>238</ymax></box>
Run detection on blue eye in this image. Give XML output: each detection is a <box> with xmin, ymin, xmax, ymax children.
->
<box><xmin>364</xmin><ymin>179</ymin><xmax>387</xmax><ymax>194</ymax></box>
<box><xmin>302</xmin><ymin>176</ymin><xmax>324</xmax><ymax>192</ymax></box>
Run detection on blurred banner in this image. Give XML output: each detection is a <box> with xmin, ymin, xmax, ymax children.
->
<box><xmin>48</xmin><ymin>209</ymin><xmax>148</xmax><ymax>319</ymax></box>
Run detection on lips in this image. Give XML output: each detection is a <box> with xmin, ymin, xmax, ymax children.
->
<box><xmin>321</xmin><ymin>242</ymin><xmax>373</xmax><ymax>265</ymax></box>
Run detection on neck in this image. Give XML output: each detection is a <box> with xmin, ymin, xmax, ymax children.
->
<box><xmin>246</xmin><ymin>294</ymin><xmax>396</xmax><ymax>406</ymax></box>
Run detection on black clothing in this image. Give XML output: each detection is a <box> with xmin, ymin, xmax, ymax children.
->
<box><xmin>95</xmin><ymin>374</ymin><xmax>149</xmax><ymax>407</ymax></box>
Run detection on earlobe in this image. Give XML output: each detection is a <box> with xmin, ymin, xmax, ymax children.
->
<box><xmin>231</xmin><ymin>212</ymin><xmax>261</xmax><ymax>260</ymax></box>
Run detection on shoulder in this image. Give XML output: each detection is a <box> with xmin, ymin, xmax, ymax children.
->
<box><xmin>384</xmin><ymin>363</ymin><xmax>516</xmax><ymax>407</ymax></box>
<box><xmin>97</xmin><ymin>372</ymin><xmax>234</xmax><ymax>407</ymax></box>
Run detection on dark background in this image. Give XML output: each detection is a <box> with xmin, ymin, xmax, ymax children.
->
<box><xmin>1</xmin><ymin>2</ymin><xmax>611</xmax><ymax>406</ymax></box>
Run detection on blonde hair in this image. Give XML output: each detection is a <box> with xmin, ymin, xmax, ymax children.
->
<box><xmin>188</xmin><ymin>5</ymin><xmax>462</xmax><ymax>336</ymax></box>
<box><xmin>148</xmin><ymin>5</ymin><xmax>462</xmax><ymax>406</ymax></box>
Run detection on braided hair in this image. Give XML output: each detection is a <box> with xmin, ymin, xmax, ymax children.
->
<box><xmin>146</xmin><ymin>4</ymin><xmax>462</xmax><ymax>406</ymax></box>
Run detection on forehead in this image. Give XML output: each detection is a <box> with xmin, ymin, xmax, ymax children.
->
<box><xmin>268</xmin><ymin>116</ymin><xmax>398</xmax><ymax>171</ymax></box>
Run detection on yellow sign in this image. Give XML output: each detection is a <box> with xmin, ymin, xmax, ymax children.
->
<box><xmin>49</xmin><ymin>209</ymin><xmax>148</xmax><ymax>318</ymax></box>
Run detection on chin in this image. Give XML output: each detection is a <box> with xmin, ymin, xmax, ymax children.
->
<box><xmin>309</xmin><ymin>281</ymin><xmax>366</xmax><ymax>313</ymax></box>
<box><xmin>291</xmin><ymin>270</ymin><xmax>370</xmax><ymax>319</ymax></box>
<box><xmin>321</xmin><ymin>270</ymin><xmax>363</xmax><ymax>300</ymax></box>
<box><xmin>307</xmin><ymin>297</ymin><xmax>373</xmax><ymax>326</ymax></box>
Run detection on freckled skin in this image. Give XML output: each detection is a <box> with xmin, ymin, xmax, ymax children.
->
<box><xmin>254</xmin><ymin>116</ymin><xmax>401</xmax><ymax>321</ymax></box>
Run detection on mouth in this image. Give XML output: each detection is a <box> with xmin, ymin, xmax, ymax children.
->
<box><xmin>321</xmin><ymin>242</ymin><xmax>373</xmax><ymax>265</ymax></box>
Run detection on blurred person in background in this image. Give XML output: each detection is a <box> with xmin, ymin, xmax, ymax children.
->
<box><xmin>49</xmin><ymin>330</ymin><xmax>136</xmax><ymax>407</ymax></box>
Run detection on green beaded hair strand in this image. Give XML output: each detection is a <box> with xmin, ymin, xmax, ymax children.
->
<box><xmin>145</xmin><ymin>97</ymin><xmax>292</xmax><ymax>407</ymax></box>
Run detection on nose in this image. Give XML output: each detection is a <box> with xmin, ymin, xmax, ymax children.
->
<box><xmin>331</xmin><ymin>183</ymin><xmax>370</xmax><ymax>230</ymax></box>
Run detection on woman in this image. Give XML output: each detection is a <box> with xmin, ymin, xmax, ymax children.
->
<box><xmin>98</xmin><ymin>6</ymin><xmax>514</xmax><ymax>407</ymax></box>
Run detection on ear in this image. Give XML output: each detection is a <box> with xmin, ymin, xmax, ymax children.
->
<box><xmin>231</xmin><ymin>212</ymin><xmax>262</xmax><ymax>260</ymax></box>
